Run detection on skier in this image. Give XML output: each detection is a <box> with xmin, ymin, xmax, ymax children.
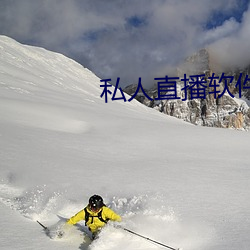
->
<box><xmin>66</xmin><ymin>194</ymin><xmax>122</xmax><ymax>239</ymax></box>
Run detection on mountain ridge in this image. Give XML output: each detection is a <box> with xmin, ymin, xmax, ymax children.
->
<box><xmin>124</xmin><ymin>48</ymin><xmax>250</xmax><ymax>130</ymax></box>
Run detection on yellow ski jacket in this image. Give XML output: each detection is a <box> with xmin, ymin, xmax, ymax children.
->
<box><xmin>67</xmin><ymin>206</ymin><xmax>121</xmax><ymax>233</ymax></box>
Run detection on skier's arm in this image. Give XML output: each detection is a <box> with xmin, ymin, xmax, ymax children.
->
<box><xmin>104</xmin><ymin>207</ymin><xmax>122</xmax><ymax>222</ymax></box>
<box><xmin>67</xmin><ymin>209</ymin><xmax>85</xmax><ymax>225</ymax></box>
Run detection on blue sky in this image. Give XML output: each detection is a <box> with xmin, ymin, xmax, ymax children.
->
<box><xmin>206</xmin><ymin>0</ymin><xmax>249</xmax><ymax>28</ymax></box>
<box><xmin>0</xmin><ymin>0</ymin><xmax>249</xmax><ymax>87</ymax></box>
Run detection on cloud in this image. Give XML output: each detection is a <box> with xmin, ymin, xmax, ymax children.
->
<box><xmin>200</xmin><ymin>18</ymin><xmax>240</xmax><ymax>45</ymax></box>
<box><xmin>0</xmin><ymin>0</ymin><xmax>249</xmax><ymax>87</ymax></box>
<box><xmin>208</xmin><ymin>3</ymin><xmax>250</xmax><ymax>72</ymax></box>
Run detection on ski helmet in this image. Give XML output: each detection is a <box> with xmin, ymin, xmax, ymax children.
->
<box><xmin>89</xmin><ymin>195</ymin><xmax>104</xmax><ymax>210</ymax></box>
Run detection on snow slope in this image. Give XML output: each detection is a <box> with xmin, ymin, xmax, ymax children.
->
<box><xmin>0</xmin><ymin>36</ymin><xmax>249</xmax><ymax>250</ymax></box>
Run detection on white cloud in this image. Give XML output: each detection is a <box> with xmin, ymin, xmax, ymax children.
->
<box><xmin>208</xmin><ymin>4</ymin><xmax>250</xmax><ymax>72</ymax></box>
<box><xmin>0</xmin><ymin>0</ymin><xmax>248</xmax><ymax>87</ymax></box>
<box><xmin>201</xmin><ymin>18</ymin><xmax>240</xmax><ymax>45</ymax></box>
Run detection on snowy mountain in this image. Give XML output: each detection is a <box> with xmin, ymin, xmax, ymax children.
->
<box><xmin>0</xmin><ymin>36</ymin><xmax>250</xmax><ymax>250</ymax></box>
<box><xmin>125</xmin><ymin>49</ymin><xmax>250</xmax><ymax>130</ymax></box>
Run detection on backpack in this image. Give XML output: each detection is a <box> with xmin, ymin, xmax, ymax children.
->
<box><xmin>84</xmin><ymin>206</ymin><xmax>109</xmax><ymax>226</ymax></box>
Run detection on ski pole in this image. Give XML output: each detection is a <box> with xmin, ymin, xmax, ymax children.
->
<box><xmin>122</xmin><ymin>227</ymin><xmax>180</xmax><ymax>250</ymax></box>
<box><xmin>37</xmin><ymin>220</ymin><xmax>48</xmax><ymax>231</ymax></box>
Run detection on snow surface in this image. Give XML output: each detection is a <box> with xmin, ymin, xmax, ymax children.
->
<box><xmin>0</xmin><ymin>35</ymin><xmax>250</xmax><ymax>250</ymax></box>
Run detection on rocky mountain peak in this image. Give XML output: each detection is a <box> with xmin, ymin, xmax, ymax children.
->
<box><xmin>124</xmin><ymin>48</ymin><xmax>250</xmax><ymax>130</ymax></box>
